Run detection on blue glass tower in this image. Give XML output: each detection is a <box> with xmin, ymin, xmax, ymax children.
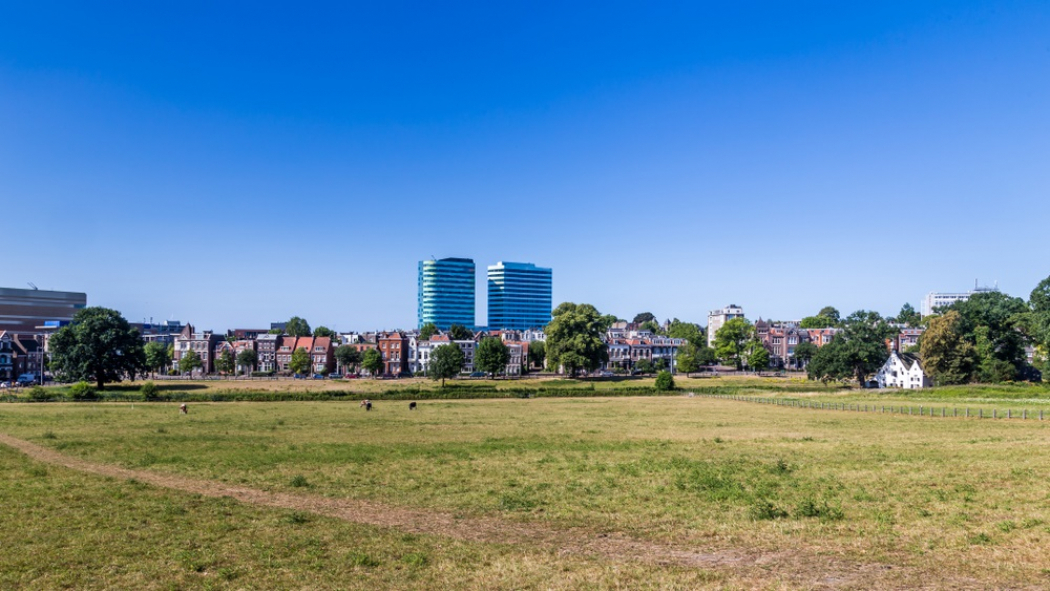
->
<box><xmin>487</xmin><ymin>262</ymin><xmax>552</xmax><ymax>331</ymax></box>
<box><xmin>418</xmin><ymin>258</ymin><xmax>475</xmax><ymax>330</ymax></box>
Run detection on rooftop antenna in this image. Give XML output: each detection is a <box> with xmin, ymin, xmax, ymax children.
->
<box><xmin>27</xmin><ymin>282</ymin><xmax>37</xmax><ymax>290</ymax></box>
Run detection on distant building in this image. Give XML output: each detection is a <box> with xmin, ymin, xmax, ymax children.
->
<box><xmin>707</xmin><ymin>305</ymin><xmax>745</xmax><ymax>347</ymax></box>
<box><xmin>378</xmin><ymin>331</ymin><xmax>410</xmax><ymax>376</ymax></box>
<box><xmin>418</xmin><ymin>257</ymin><xmax>476</xmax><ymax>330</ymax></box>
<box><xmin>487</xmin><ymin>261</ymin><xmax>552</xmax><ymax>331</ymax></box>
<box><xmin>256</xmin><ymin>334</ymin><xmax>279</xmax><ymax>373</ymax></box>
<box><xmin>0</xmin><ymin>287</ymin><xmax>86</xmax><ymax>334</ymax></box>
<box><xmin>921</xmin><ymin>282</ymin><xmax>999</xmax><ymax>316</ymax></box>
<box><xmin>875</xmin><ymin>351</ymin><xmax>931</xmax><ymax>389</ymax></box>
<box><xmin>172</xmin><ymin>327</ymin><xmax>223</xmax><ymax>376</ymax></box>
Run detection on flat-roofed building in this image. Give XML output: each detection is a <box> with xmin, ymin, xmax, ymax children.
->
<box><xmin>0</xmin><ymin>287</ymin><xmax>87</xmax><ymax>334</ymax></box>
<box><xmin>487</xmin><ymin>261</ymin><xmax>552</xmax><ymax>331</ymax></box>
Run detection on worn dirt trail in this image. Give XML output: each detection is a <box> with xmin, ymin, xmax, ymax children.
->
<box><xmin>0</xmin><ymin>432</ymin><xmax>964</xmax><ymax>589</ymax></box>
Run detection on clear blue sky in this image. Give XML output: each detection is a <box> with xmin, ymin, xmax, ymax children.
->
<box><xmin>3</xmin><ymin>1</ymin><xmax>1048</xmax><ymax>331</ymax></box>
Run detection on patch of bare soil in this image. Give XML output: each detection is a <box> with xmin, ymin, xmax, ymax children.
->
<box><xmin>0</xmin><ymin>433</ymin><xmax>981</xmax><ymax>589</ymax></box>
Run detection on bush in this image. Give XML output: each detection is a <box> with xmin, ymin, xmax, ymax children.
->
<box><xmin>27</xmin><ymin>386</ymin><xmax>52</xmax><ymax>402</ymax></box>
<box><xmin>68</xmin><ymin>381</ymin><xmax>98</xmax><ymax>401</ymax></box>
<box><xmin>167</xmin><ymin>369</ymin><xmax>179</xmax><ymax>376</ymax></box>
<box><xmin>654</xmin><ymin>370</ymin><xmax>675</xmax><ymax>391</ymax></box>
<box><xmin>140</xmin><ymin>381</ymin><xmax>159</xmax><ymax>401</ymax></box>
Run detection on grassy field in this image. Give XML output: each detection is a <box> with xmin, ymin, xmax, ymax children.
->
<box><xmin>3</xmin><ymin>394</ymin><xmax>1050</xmax><ymax>588</ymax></box>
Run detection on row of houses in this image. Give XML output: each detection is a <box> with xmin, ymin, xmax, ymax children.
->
<box><xmin>754</xmin><ymin>319</ymin><xmax>925</xmax><ymax>369</ymax></box>
<box><xmin>0</xmin><ymin>332</ymin><xmax>43</xmax><ymax>382</ymax></box>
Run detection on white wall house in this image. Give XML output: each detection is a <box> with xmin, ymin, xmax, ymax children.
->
<box><xmin>875</xmin><ymin>351</ymin><xmax>932</xmax><ymax>389</ymax></box>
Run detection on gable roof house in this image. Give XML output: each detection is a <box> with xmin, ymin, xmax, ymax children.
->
<box><xmin>875</xmin><ymin>351</ymin><xmax>932</xmax><ymax>389</ymax></box>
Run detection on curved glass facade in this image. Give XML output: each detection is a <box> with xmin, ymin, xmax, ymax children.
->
<box><xmin>418</xmin><ymin>258</ymin><xmax>476</xmax><ymax>330</ymax></box>
<box><xmin>487</xmin><ymin>262</ymin><xmax>552</xmax><ymax>331</ymax></box>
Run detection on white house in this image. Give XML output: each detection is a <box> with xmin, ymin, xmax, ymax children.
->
<box><xmin>875</xmin><ymin>351</ymin><xmax>932</xmax><ymax>389</ymax></box>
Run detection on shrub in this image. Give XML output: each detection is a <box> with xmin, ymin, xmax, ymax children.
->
<box><xmin>140</xmin><ymin>381</ymin><xmax>159</xmax><ymax>401</ymax></box>
<box><xmin>748</xmin><ymin>500</ymin><xmax>789</xmax><ymax>520</ymax></box>
<box><xmin>289</xmin><ymin>474</ymin><xmax>309</xmax><ymax>488</ymax></box>
<box><xmin>27</xmin><ymin>386</ymin><xmax>52</xmax><ymax>402</ymax></box>
<box><xmin>167</xmin><ymin>369</ymin><xmax>179</xmax><ymax>376</ymax></box>
<box><xmin>654</xmin><ymin>370</ymin><xmax>675</xmax><ymax>391</ymax></box>
<box><xmin>68</xmin><ymin>381</ymin><xmax>98</xmax><ymax>401</ymax></box>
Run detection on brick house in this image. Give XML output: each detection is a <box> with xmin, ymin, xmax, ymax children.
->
<box><xmin>255</xmin><ymin>334</ymin><xmax>278</xmax><ymax>373</ymax></box>
<box><xmin>173</xmin><ymin>326</ymin><xmax>223</xmax><ymax>376</ymax></box>
<box><xmin>309</xmin><ymin>336</ymin><xmax>335</xmax><ymax>375</ymax></box>
<box><xmin>378</xmin><ymin>331</ymin><xmax>409</xmax><ymax>376</ymax></box>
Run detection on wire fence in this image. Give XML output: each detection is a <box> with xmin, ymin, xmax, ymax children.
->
<box><xmin>694</xmin><ymin>393</ymin><xmax>1049</xmax><ymax>421</ymax></box>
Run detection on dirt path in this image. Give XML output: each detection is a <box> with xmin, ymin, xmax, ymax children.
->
<box><xmin>0</xmin><ymin>432</ymin><xmax>960</xmax><ymax>589</ymax></box>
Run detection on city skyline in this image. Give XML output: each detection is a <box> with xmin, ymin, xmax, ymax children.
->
<box><xmin>2</xmin><ymin>2</ymin><xmax>1048</xmax><ymax>330</ymax></box>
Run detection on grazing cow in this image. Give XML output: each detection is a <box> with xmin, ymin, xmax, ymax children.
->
<box><xmin>409</xmin><ymin>401</ymin><xmax>417</xmax><ymax>410</ymax></box>
<box><xmin>179</xmin><ymin>403</ymin><xmax>188</xmax><ymax>415</ymax></box>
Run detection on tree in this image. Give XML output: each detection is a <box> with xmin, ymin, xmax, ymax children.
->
<box><xmin>676</xmin><ymin>343</ymin><xmax>701</xmax><ymax>374</ymax></box>
<box><xmin>1030</xmin><ymin>276</ymin><xmax>1050</xmax><ymax>315</ymax></box>
<box><xmin>361</xmin><ymin>348</ymin><xmax>383</xmax><ymax>377</ymax></box>
<box><xmin>236</xmin><ymin>349</ymin><xmax>258</xmax><ymax>375</ymax></box>
<box><xmin>49</xmin><ymin>307</ymin><xmax>147</xmax><ymax>390</ymax></box>
<box><xmin>949</xmin><ymin>291</ymin><xmax>1030</xmax><ymax>382</ymax></box>
<box><xmin>448</xmin><ymin>324</ymin><xmax>473</xmax><ymax>341</ymax></box>
<box><xmin>475</xmin><ymin>337</ymin><xmax>510</xmax><ymax>378</ymax></box>
<box><xmin>696</xmin><ymin>345</ymin><xmax>718</xmax><ymax>366</ymax></box>
<box><xmin>527</xmin><ymin>340</ymin><xmax>546</xmax><ymax>371</ymax></box>
<box><xmin>285</xmin><ymin>317</ymin><xmax>312</xmax><ymax>337</ymax></box>
<box><xmin>895</xmin><ymin>303</ymin><xmax>921</xmax><ymax>327</ymax></box>
<box><xmin>428</xmin><ymin>344</ymin><xmax>465</xmax><ymax>386</ymax></box>
<box><xmin>920</xmin><ymin>310</ymin><xmax>977</xmax><ymax>385</ymax></box>
<box><xmin>268</xmin><ymin>328</ymin><xmax>282</xmax><ymax>335</ymax></box>
<box><xmin>215</xmin><ymin>349</ymin><xmax>236</xmax><ymax>376</ymax></box>
<box><xmin>818</xmin><ymin>307</ymin><xmax>841</xmax><ymax>323</ymax></box>
<box><xmin>545</xmin><ymin>302</ymin><xmax>610</xmax><ymax>377</ymax></box>
<box><xmin>178</xmin><ymin>349</ymin><xmax>202</xmax><ymax>376</ymax></box>
<box><xmin>335</xmin><ymin>345</ymin><xmax>362</xmax><ymax>374</ymax></box>
<box><xmin>792</xmin><ymin>341</ymin><xmax>818</xmax><ymax>369</ymax></box>
<box><xmin>747</xmin><ymin>343</ymin><xmax>770</xmax><ymax>371</ymax></box>
<box><xmin>144</xmin><ymin>341</ymin><xmax>172</xmax><ymax>377</ymax></box>
<box><xmin>713</xmin><ymin>317</ymin><xmax>754</xmax><ymax>370</ymax></box>
<box><xmin>666</xmin><ymin>319</ymin><xmax>704</xmax><ymax>346</ymax></box>
<box><xmin>806</xmin><ymin>310</ymin><xmax>894</xmax><ymax>383</ymax></box>
<box><xmin>418</xmin><ymin>322</ymin><xmax>439</xmax><ymax>341</ymax></box>
<box><xmin>639</xmin><ymin>320</ymin><xmax>662</xmax><ymax>334</ymax></box>
<box><xmin>313</xmin><ymin>326</ymin><xmax>336</xmax><ymax>339</ymax></box>
<box><xmin>634</xmin><ymin>358</ymin><xmax>654</xmax><ymax>374</ymax></box>
<box><xmin>633</xmin><ymin>312</ymin><xmax>656</xmax><ymax>324</ymax></box>
<box><xmin>289</xmin><ymin>347</ymin><xmax>312</xmax><ymax>375</ymax></box>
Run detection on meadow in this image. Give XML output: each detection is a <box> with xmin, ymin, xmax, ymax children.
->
<box><xmin>3</xmin><ymin>390</ymin><xmax>1050</xmax><ymax>589</ymax></box>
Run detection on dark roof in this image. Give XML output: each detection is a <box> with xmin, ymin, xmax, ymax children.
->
<box><xmin>899</xmin><ymin>352</ymin><xmax>921</xmax><ymax>370</ymax></box>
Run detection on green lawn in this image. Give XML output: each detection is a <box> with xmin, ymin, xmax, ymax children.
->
<box><xmin>3</xmin><ymin>395</ymin><xmax>1050</xmax><ymax>588</ymax></box>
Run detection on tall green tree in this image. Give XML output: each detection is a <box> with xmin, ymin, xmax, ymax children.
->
<box><xmin>713</xmin><ymin>317</ymin><xmax>754</xmax><ymax>370</ymax></box>
<box><xmin>361</xmin><ymin>348</ymin><xmax>384</xmax><ymax>377</ymax></box>
<box><xmin>448</xmin><ymin>324</ymin><xmax>473</xmax><ymax>341</ymax></box>
<box><xmin>895</xmin><ymin>303</ymin><xmax>921</xmax><ymax>327</ymax></box>
<box><xmin>289</xmin><ymin>347</ymin><xmax>312</xmax><ymax>375</ymax></box>
<box><xmin>428</xmin><ymin>343</ymin><xmax>465</xmax><ymax>386</ymax></box>
<box><xmin>178</xmin><ymin>349</ymin><xmax>202</xmax><ymax>376</ymax></box>
<box><xmin>949</xmin><ymin>292</ymin><xmax>1030</xmax><ymax>382</ymax></box>
<box><xmin>236</xmin><ymin>348</ymin><xmax>258</xmax><ymax>375</ymax></box>
<box><xmin>418</xmin><ymin>322</ymin><xmax>439</xmax><ymax>341</ymax></box>
<box><xmin>633</xmin><ymin>358</ymin><xmax>654</xmax><ymax>374</ymax></box>
<box><xmin>215</xmin><ymin>349</ymin><xmax>236</xmax><ymax>375</ymax></box>
<box><xmin>806</xmin><ymin>310</ymin><xmax>894</xmax><ymax>383</ymax></box>
<box><xmin>285</xmin><ymin>317</ymin><xmax>312</xmax><ymax>337</ymax></box>
<box><xmin>49</xmin><ymin>307</ymin><xmax>147</xmax><ymax>390</ymax></box>
<box><xmin>545</xmin><ymin>302</ymin><xmax>610</xmax><ymax>377</ymax></box>
<box><xmin>527</xmin><ymin>340</ymin><xmax>546</xmax><ymax>371</ymax></box>
<box><xmin>792</xmin><ymin>341</ymin><xmax>818</xmax><ymax>369</ymax></box>
<box><xmin>920</xmin><ymin>310</ymin><xmax>977</xmax><ymax>385</ymax></box>
<box><xmin>676</xmin><ymin>343</ymin><xmax>701</xmax><ymax>373</ymax></box>
<box><xmin>475</xmin><ymin>337</ymin><xmax>510</xmax><ymax>377</ymax></box>
<box><xmin>666</xmin><ymin>319</ymin><xmax>704</xmax><ymax>346</ymax></box>
<box><xmin>144</xmin><ymin>341</ymin><xmax>172</xmax><ymax>377</ymax></box>
<box><xmin>633</xmin><ymin>312</ymin><xmax>656</xmax><ymax>324</ymax></box>
<box><xmin>312</xmin><ymin>326</ymin><xmax>336</xmax><ymax>339</ymax></box>
<box><xmin>818</xmin><ymin>307</ymin><xmax>841</xmax><ymax>323</ymax></box>
<box><xmin>747</xmin><ymin>343</ymin><xmax>770</xmax><ymax>371</ymax></box>
<box><xmin>335</xmin><ymin>345</ymin><xmax>362</xmax><ymax>374</ymax></box>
